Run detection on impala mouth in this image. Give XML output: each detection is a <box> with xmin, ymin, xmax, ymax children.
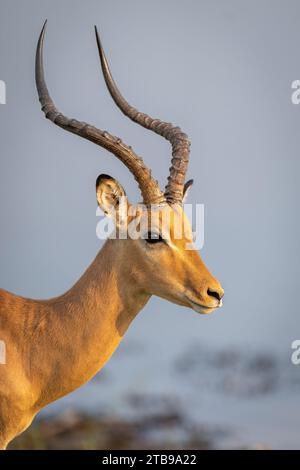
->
<box><xmin>185</xmin><ymin>296</ymin><xmax>222</xmax><ymax>315</ymax></box>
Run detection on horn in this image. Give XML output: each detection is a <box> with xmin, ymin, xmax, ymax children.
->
<box><xmin>94</xmin><ymin>26</ymin><xmax>190</xmax><ymax>204</ymax></box>
<box><xmin>35</xmin><ymin>21</ymin><xmax>165</xmax><ymax>206</ymax></box>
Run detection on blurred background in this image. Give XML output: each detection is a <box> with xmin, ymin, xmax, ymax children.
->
<box><xmin>1</xmin><ymin>0</ymin><xmax>300</xmax><ymax>449</ymax></box>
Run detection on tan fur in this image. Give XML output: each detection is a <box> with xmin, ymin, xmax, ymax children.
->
<box><xmin>0</xmin><ymin>183</ymin><xmax>223</xmax><ymax>449</ymax></box>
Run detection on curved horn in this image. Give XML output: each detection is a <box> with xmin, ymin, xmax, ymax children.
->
<box><xmin>35</xmin><ymin>21</ymin><xmax>165</xmax><ymax>206</ymax></box>
<box><xmin>94</xmin><ymin>26</ymin><xmax>190</xmax><ymax>205</ymax></box>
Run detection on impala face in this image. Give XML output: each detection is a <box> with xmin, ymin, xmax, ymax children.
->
<box><xmin>96</xmin><ymin>175</ymin><xmax>224</xmax><ymax>314</ymax></box>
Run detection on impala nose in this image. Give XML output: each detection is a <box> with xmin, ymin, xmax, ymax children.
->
<box><xmin>207</xmin><ymin>287</ymin><xmax>224</xmax><ymax>302</ymax></box>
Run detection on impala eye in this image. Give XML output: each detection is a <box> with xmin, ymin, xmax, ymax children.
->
<box><xmin>144</xmin><ymin>232</ymin><xmax>164</xmax><ymax>244</ymax></box>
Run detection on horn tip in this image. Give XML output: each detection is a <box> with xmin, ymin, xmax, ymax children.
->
<box><xmin>38</xmin><ymin>19</ymin><xmax>47</xmax><ymax>45</ymax></box>
<box><xmin>94</xmin><ymin>25</ymin><xmax>103</xmax><ymax>50</ymax></box>
<box><xmin>94</xmin><ymin>25</ymin><xmax>100</xmax><ymax>40</ymax></box>
<box><xmin>42</xmin><ymin>19</ymin><xmax>48</xmax><ymax>32</ymax></box>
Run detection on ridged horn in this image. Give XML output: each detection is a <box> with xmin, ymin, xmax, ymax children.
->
<box><xmin>35</xmin><ymin>21</ymin><xmax>165</xmax><ymax>206</ymax></box>
<box><xmin>94</xmin><ymin>26</ymin><xmax>190</xmax><ymax>204</ymax></box>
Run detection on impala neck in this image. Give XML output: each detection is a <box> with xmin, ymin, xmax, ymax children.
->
<box><xmin>35</xmin><ymin>239</ymin><xmax>150</xmax><ymax>408</ymax></box>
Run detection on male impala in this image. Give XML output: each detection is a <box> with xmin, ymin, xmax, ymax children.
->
<box><xmin>0</xmin><ymin>21</ymin><xmax>224</xmax><ymax>449</ymax></box>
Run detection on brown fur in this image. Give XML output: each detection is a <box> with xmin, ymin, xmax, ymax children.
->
<box><xmin>0</xmin><ymin>182</ymin><xmax>223</xmax><ymax>449</ymax></box>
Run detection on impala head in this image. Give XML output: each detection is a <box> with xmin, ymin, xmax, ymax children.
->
<box><xmin>35</xmin><ymin>21</ymin><xmax>224</xmax><ymax>314</ymax></box>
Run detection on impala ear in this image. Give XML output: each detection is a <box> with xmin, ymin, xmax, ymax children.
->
<box><xmin>96</xmin><ymin>174</ymin><xmax>128</xmax><ymax>217</ymax></box>
<box><xmin>182</xmin><ymin>179</ymin><xmax>194</xmax><ymax>202</ymax></box>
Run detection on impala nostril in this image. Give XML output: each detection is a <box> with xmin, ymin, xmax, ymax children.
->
<box><xmin>207</xmin><ymin>288</ymin><xmax>223</xmax><ymax>301</ymax></box>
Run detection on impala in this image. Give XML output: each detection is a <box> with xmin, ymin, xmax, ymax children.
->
<box><xmin>0</xmin><ymin>21</ymin><xmax>224</xmax><ymax>449</ymax></box>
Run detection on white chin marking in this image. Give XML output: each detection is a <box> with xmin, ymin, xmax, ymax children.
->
<box><xmin>192</xmin><ymin>305</ymin><xmax>216</xmax><ymax>315</ymax></box>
